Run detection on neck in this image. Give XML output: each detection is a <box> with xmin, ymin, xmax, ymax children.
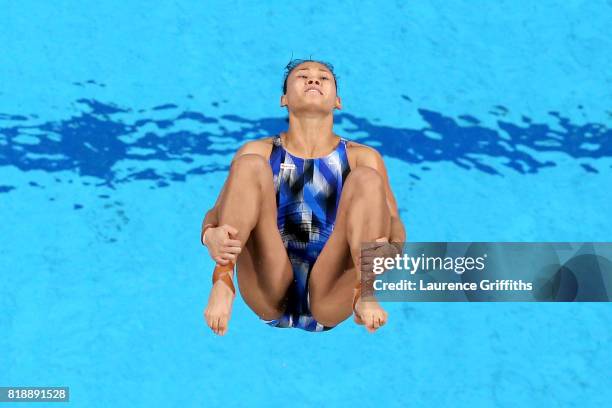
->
<box><xmin>283</xmin><ymin>112</ymin><xmax>338</xmax><ymax>158</ymax></box>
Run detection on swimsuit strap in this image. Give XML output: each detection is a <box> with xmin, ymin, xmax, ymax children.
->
<box><xmin>272</xmin><ymin>134</ymin><xmax>348</xmax><ymax>157</ymax></box>
<box><xmin>269</xmin><ymin>134</ymin><xmax>286</xmax><ymax>166</ymax></box>
<box><xmin>273</xmin><ymin>134</ymin><xmax>282</xmax><ymax>147</ymax></box>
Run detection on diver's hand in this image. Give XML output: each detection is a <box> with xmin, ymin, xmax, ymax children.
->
<box><xmin>359</xmin><ymin>237</ymin><xmax>403</xmax><ymax>278</ymax></box>
<box><xmin>203</xmin><ymin>224</ymin><xmax>242</xmax><ymax>265</ymax></box>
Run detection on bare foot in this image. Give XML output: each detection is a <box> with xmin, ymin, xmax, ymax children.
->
<box><xmin>353</xmin><ymin>292</ymin><xmax>388</xmax><ymax>333</ymax></box>
<box><xmin>353</xmin><ymin>236</ymin><xmax>392</xmax><ymax>332</ymax></box>
<box><xmin>203</xmin><ymin>271</ymin><xmax>235</xmax><ymax>336</ymax></box>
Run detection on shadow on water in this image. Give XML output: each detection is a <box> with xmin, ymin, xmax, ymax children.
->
<box><xmin>0</xmin><ymin>99</ymin><xmax>610</xmax><ymax>192</ymax></box>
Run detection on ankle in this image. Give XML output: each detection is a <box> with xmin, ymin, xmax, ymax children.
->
<box><xmin>213</xmin><ymin>262</ymin><xmax>236</xmax><ymax>294</ymax></box>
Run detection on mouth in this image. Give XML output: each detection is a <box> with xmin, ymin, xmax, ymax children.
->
<box><xmin>305</xmin><ymin>87</ymin><xmax>323</xmax><ymax>95</ymax></box>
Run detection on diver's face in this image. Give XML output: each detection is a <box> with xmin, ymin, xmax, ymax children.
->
<box><xmin>281</xmin><ymin>62</ymin><xmax>341</xmax><ymax>114</ymax></box>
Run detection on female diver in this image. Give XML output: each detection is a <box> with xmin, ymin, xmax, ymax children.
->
<box><xmin>201</xmin><ymin>59</ymin><xmax>406</xmax><ymax>335</ymax></box>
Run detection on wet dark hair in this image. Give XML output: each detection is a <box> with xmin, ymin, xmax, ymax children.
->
<box><xmin>282</xmin><ymin>58</ymin><xmax>338</xmax><ymax>95</ymax></box>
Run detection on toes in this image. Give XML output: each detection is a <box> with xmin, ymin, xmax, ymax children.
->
<box><xmin>367</xmin><ymin>314</ymin><xmax>377</xmax><ymax>333</ymax></box>
<box><xmin>218</xmin><ymin>317</ymin><xmax>228</xmax><ymax>336</ymax></box>
<box><xmin>212</xmin><ymin>316</ymin><xmax>220</xmax><ymax>335</ymax></box>
<box><xmin>360</xmin><ymin>310</ymin><xmax>388</xmax><ymax>333</ymax></box>
<box><xmin>381</xmin><ymin>311</ymin><xmax>388</xmax><ymax>326</ymax></box>
<box><xmin>204</xmin><ymin>310</ymin><xmax>212</xmax><ymax>330</ymax></box>
<box><xmin>209</xmin><ymin>316</ymin><xmax>216</xmax><ymax>334</ymax></box>
<box><xmin>205</xmin><ymin>312</ymin><xmax>229</xmax><ymax>336</ymax></box>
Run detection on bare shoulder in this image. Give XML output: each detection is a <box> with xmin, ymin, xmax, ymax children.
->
<box><xmin>345</xmin><ymin>139</ymin><xmax>384</xmax><ymax>167</ymax></box>
<box><xmin>234</xmin><ymin>136</ymin><xmax>276</xmax><ymax>160</ymax></box>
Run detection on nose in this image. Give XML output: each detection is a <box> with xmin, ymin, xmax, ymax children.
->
<box><xmin>307</xmin><ymin>78</ymin><xmax>320</xmax><ymax>86</ymax></box>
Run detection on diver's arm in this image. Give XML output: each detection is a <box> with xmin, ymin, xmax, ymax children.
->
<box><xmin>201</xmin><ymin>204</ymin><xmax>220</xmax><ymax>246</ymax></box>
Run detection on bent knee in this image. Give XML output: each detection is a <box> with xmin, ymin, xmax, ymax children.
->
<box><xmin>230</xmin><ymin>153</ymin><xmax>272</xmax><ymax>178</ymax></box>
<box><xmin>345</xmin><ymin>166</ymin><xmax>384</xmax><ymax>192</ymax></box>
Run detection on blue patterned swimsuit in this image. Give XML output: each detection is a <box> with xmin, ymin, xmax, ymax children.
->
<box><xmin>263</xmin><ymin>134</ymin><xmax>351</xmax><ymax>332</ymax></box>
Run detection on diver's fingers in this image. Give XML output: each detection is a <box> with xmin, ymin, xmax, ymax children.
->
<box><xmin>362</xmin><ymin>242</ymin><xmax>387</xmax><ymax>253</ymax></box>
<box><xmin>222</xmin><ymin>224</ymin><xmax>239</xmax><ymax>237</ymax></box>
<box><xmin>223</xmin><ymin>245</ymin><xmax>242</xmax><ymax>254</ymax></box>
<box><xmin>358</xmin><ymin>255</ymin><xmax>376</xmax><ymax>265</ymax></box>
<box><xmin>214</xmin><ymin>257</ymin><xmax>230</xmax><ymax>265</ymax></box>
<box><xmin>224</xmin><ymin>238</ymin><xmax>242</xmax><ymax>248</ymax></box>
<box><xmin>219</xmin><ymin>253</ymin><xmax>236</xmax><ymax>262</ymax></box>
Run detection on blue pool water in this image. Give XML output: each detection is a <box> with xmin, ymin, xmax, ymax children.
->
<box><xmin>1</xmin><ymin>1</ymin><xmax>611</xmax><ymax>406</ymax></box>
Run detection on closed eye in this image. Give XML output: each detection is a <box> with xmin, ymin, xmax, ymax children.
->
<box><xmin>298</xmin><ymin>75</ymin><xmax>329</xmax><ymax>80</ymax></box>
